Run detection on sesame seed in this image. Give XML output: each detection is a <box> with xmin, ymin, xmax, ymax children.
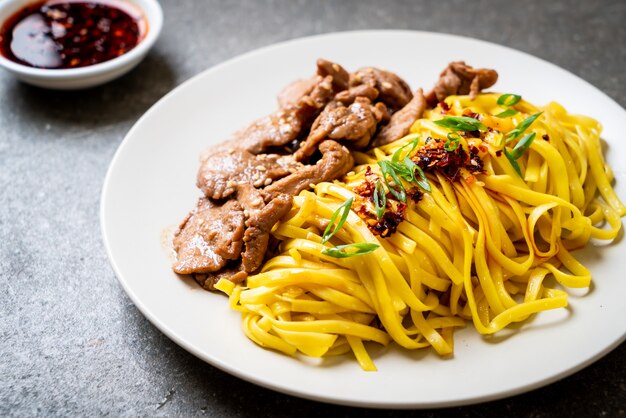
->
<box><xmin>308</xmin><ymin>183</ymin><xmax>316</xmax><ymax>189</ymax></box>
<box><xmin>255</xmin><ymin>165</ymin><xmax>267</xmax><ymax>171</ymax></box>
<box><xmin>264</xmin><ymin>178</ymin><xmax>272</xmax><ymax>186</ymax></box>
<box><xmin>382</xmin><ymin>81</ymin><xmax>392</xmax><ymax>89</ymax></box>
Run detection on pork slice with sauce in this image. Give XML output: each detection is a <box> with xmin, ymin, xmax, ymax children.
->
<box><xmin>172</xmin><ymin>198</ymin><xmax>245</xmax><ymax>275</ymax></box>
<box><xmin>222</xmin><ymin>59</ymin><xmax>350</xmax><ymax>155</ymax></box>
<box><xmin>268</xmin><ymin>140</ymin><xmax>354</xmax><ymax>196</ymax></box>
<box><xmin>241</xmin><ymin>190</ymin><xmax>293</xmax><ymax>273</ymax></box>
<box><xmin>197</xmin><ymin>148</ymin><xmax>302</xmax><ymax>200</ymax></box>
<box><xmin>183</xmin><ymin>187</ymin><xmax>292</xmax><ymax>289</ymax></box>
<box><xmin>241</xmin><ymin>140</ymin><xmax>354</xmax><ymax>271</ymax></box>
<box><xmin>277</xmin><ymin>75</ymin><xmax>319</xmax><ymax>108</ymax></box>
<box><xmin>350</xmin><ymin>67</ymin><xmax>413</xmax><ymax>111</ymax></box>
<box><xmin>294</xmin><ymin>98</ymin><xmax>388</xmax><ymax>161</ymax></box>
<box><xmin>370</xmin><ymin>88</ymin><xmax>426</xmax><ymax>147</ymax></box>
<box><xmin>425</xmin><ymin>61</ymin><xmax>498</xmax><ymax>107</ymax></box>
<box><xmin>193</xmin><ymin>261</ymin><xmax>248</xmax><ymax>291</ymax></box>
<box><xmin>334</xmin><ymin>83</ymin><xmax>380</xmax><ymax>105</ymax></box>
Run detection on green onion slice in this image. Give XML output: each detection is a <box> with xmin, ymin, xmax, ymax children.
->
<box><xmin>509</xmin><ymin>132</ymin><xmax>536</xmax><ymax>159</ymax></box>
<box><xmin>391</xmin><ymin>136</ymin><xmax>419</xmax><ymax>164</ymax></box>
<box><xmin>404</xmin><ymin>157</ymin><xmax>431</xmax><ymax>192</ymax></box>
<box><xmin>434</xmin><ymin>116</ymin><xmax>487</xmax><ymax>132</ymax></box>
<box><xmin>373</xmin><ymin>180</ymin><xmax>386</xmax><ymax>219</ymax></box>
<box><xmin>497</xmin><ymin>93</ymin><xmax>522</xmax><ymax>107</ymax></box>
<box><xmin>321</xmin><ymin>197</ymin><xmax>353</xmax><ymax>244</ymax></box>
<box><xmin>379</xmin><ymin>160</ymin><xmax>406</xmax><ymax>202</ymax></box>
<box><xmin>506</xmin><ymin>112</ymin><xmax>543</xmax><ymax>142</ymax></box>
<box><xmin>503</xmin><ymin>148</ymin><xmax>522</xmax><ymax>177</ymax></box>
<box><xmin>495</xmin><ymin>108</ymin><xmax>518</xmax><ymax>118</ymax></box>
<box><xmin>444</xmin><ymin>132</ymin><xmax>461</xmax><ymax>151</ymax></box>
<box><xmin>321</xmin><ymin>243</ymin><xmax>380</xmax><ymax>258</ymax></box>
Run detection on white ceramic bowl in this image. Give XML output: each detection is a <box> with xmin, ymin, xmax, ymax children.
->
<box><xmin>0</xmin><ymin>0</ymin><xmax>163</xmax><ymax>89</ymax></box>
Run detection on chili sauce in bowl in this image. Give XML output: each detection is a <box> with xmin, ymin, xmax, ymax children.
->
<box><xmin>0</xmin><ymin>0</ymin><xmax>147</xmax><ymax>69</ymax></box>
<box><xmin>0</xmin><ymin>0</ymin><xmax>162</xmax><ymax>89</ymax></box>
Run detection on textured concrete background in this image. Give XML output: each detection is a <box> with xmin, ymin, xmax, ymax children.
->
<box><xmin>1</xmin><ymin>0</ymin><xmax>625</xmax><ymax>416</ymax></box>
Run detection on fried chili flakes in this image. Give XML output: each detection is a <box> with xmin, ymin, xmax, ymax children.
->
<box><xmin>413</xmin><ymin>137</ymin><xmax>483</xmax><ymax>182</ymax></box>
<box><xmin>353</xmin><ymin>133</ymin><xmax>485</xmax><ymax>237</ymax></box>
<box><xmin>354</xmin><ymin>166</ymin><xmax>408</xmax><ymax>238</ymax></box>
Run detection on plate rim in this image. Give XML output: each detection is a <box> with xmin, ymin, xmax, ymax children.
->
<box><xmin>100</xmin><ymin>29</ymin><xmax>626</xmax><ymax>409</ymax></box>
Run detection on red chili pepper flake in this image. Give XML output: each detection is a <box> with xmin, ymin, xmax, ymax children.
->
<box><xmin>463</xmin><ymin>110</ymin><xmax>482</xmax><ymax>120</ymax></box>
<box><xmin>542</xmin><ymin>134</ymin><xmax>550</xmax><ymax>141</ymax></box>
<box><xmin>368</xmin><ymin>203</ymin><xmax>406</xmax><ymax>238</ymax></box>
<box><xmin>440</xmin><ymin>101</ymin><xmax>450</xmax><ymax>113</ymax></box>
<box><xmin>413</xmin><ymin>136</ymin><xmax>484</xmax><ymax>182</ymax></box>
<box><xmin>407</xmin><ymin>187</ymin><xmax>423</xmax><ymax>203</ymax></box>
<box><xmin>495</xmin><ymin>150</ymin><xmax>503</xmax><ymax>157</ymax></box>
<box><xmin>353</xmin><ymin>166</ymin><xmax>411</xmax><ymax>238</ymax></box>
<box><xmin>354</xmin><ymin>166</ymin><xmax>379</xmax><ymax>198</ymax></box>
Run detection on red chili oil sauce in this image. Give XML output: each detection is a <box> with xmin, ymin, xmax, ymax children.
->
<box><xmin>0</xmin><ymin>0</ymin><xmax>147</xmax><ymax>69</ymax></box>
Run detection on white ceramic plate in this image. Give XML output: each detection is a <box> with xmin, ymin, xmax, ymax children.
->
<box><xmin>101</xmin><ymin>30</ymin><xmax>626</xmax><ymax>408</ymax></box>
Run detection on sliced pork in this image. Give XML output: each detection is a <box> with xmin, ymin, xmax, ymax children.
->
<box><xmin>197</xmin><ymin>148</ymin><xmax>302</xmax><ymax>200</ymax></box>
<box><xmin>241</xmin><ymin>192</ymin><xmax>293</xmax><ymax>272</ymax></box>
<box><xmin>316</xmin><ymin>58</ymin><xmax>350</xmax><ymax>92</ymax></box>
<box><xmin>426</xmin><ymin>61</ymin><xmax>498</xmax><ymax>107</ymax></box>
<box><xmin>193</xmin><ymin>261</ymin><xmax>248</xmax><ymax>291</ymax></box>
<box><xmin>172</xmin><ymin>199</ymin><xmax>245</xmax><ymax>275</ymax></box>
<box><xmin>277</xmin><ymin>75</ymin><xmax>319</xmax><ymax>108</ymax></box>
<box><xmin>334</xmin><ymin>84</ymin><xmax>379</xmax><ymax>105</ymax></box>
<box><xmin>351</xmin><ymin>67</ymin><xmax>413</xmax><ymax>111</ymax></box>
<box><xmin>268</xmin><ymin>140</ymin><xmax>354</xmax><ymax>196</ymax></box>
<box><xmin>294</xmin><ymin>98</ymin><xmax>388</xmax><ymax>161</ymax></box>
<box><xmin>371</xmin><ymin>88</ymin><xmax>426</xmax><ymax>147</ymax></box>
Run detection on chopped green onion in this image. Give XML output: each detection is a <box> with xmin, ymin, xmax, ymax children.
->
<box><xmin>374</xmin><ymin>180</ymin><xmax>386</xmax><ymax>219</ymax></box>
<box><xmin>434</xmin><ymin>116</ymin><xmax>487</xmax><ymax>132</ymax></box>
<box><xmin>506</xmin><ymin>112</ymin><xmax>543</xmax><ymax>142</ymax></box>
<box><xmin>391</xmin><ymin>136</ymin><xmax>419</xmax><ymax>164</ymax></box>
<box><xmin>497</xmin><ymin>93</ymin><xmax>521</xmax><ymax>107</ymax></box>
<box><xmin>495</xmin><ymin>108</ymin><xmax>518</xmax><ymax>118</ymax></box>
<box><xmin>399</xmin><ymin>157</ymin><xmax>416</xmax><ymax>183</ymax></box>
<box><xmin>321</xmin><ymin>243</ymin><xmax>380</xmax><ymax>258</ymax></box>
<box><xmin>509</xmin><ymin>132</ymin><xmax>536</xmax><ymax>159</ymax></box>
<box><xmin>379</xmin><ymin>160</ymin><xmax>406</xmax><ymax>202</ymax></box>
<box><xmin>404</xmin><ymin>157</ymin><xmax>431</xmax><ymax>192</ymax></box>
<box><xmin>503</xmin><ymin>148</ymin><xmax>522</xmax><ymax>177</ymax></box>
<box><xmin>321</xmin><ymin>197</ymin><xmax>353</xmax><ymax>244</ymax></box>
<box><xmin>444</xmin><ymin>132</ymin><xmax>461</xmax><ymax>151</ymax></box>
<box><xmin>502</xmin><ymin>132</ymin><xmax>535</xmax><ymax>177</ymax></box>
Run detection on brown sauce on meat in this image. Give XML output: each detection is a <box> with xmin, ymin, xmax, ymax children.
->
<box><xmin>0</xmin><ymin>0</ymin><xmax>146</xmax><ymax>69</ymax></box>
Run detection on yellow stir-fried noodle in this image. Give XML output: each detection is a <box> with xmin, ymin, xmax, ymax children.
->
<box><xmin>215</xmin><ymin>93</ymin><xmax>626</xmax><ymax>371</ymax></box>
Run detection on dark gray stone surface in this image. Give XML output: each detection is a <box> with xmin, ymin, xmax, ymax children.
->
<box><xmin>1</xmin><ymin>0</ymin><xmax>625</xmax><ymax>416</ymax></box>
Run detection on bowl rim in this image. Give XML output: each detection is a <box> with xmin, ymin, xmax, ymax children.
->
<box><xmin>0</xmin><ymin>0</ymin><xmax>163</xmax><ymax>79</ymax></box>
